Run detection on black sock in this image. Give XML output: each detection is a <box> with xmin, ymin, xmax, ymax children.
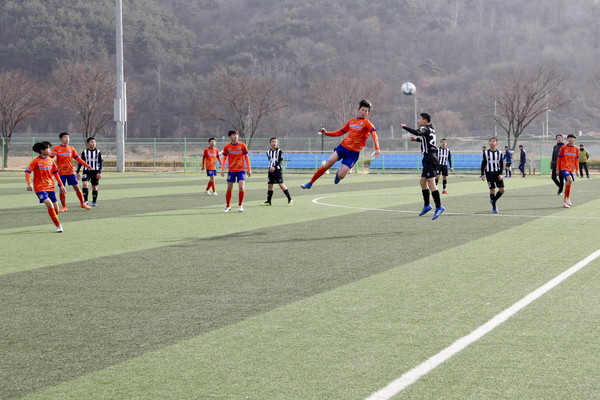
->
<box><xmin>92</xmin><ymin>190</ymin><xmax>98</xmax><ymax>202</ymax></box>
<box><xmin>283</xmin><ymin>189</ymin><xmax>291</xmax><ymax>201</ymax></box>
<box><xmin>422</xmin><ymin>189</ymin><xmax>430</xmax><ymax>206</ymax></box>
<box><xmin>490</xmin><ymin>193</ymin><xmax>495</xmax><ymax>204</ymax></box>
<box><xmin>435</xmin><ymin>177</ymin><xmax>439</xmax><ymax>185</ymax></box>
<box><xmin>443</xmin><ymin>179</ymin><xmax>447</xmax><ymax>190</ymax></box>
<box><xmin>495</xmin><ymin>191</ymin><xmax>503</xmax><ymax>202</ymax></box>
<box><xmin>267</xmin><ymin>190</ymin><xmax>273</xmax><ymax>203</ymax></box>
<box><xmin>82</xmin><ymin>187</ymin><xmax>89</xmax><ymax>201</ymax></box>
<box><xmin>431</xmin><ymin>190</ymin><xmax>441</xmax><ymax>208</ymax></box>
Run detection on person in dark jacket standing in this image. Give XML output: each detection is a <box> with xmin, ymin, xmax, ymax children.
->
<box><xmin>504</xmin><ymin>146</ymin><xmax>513</xmax><ymax>177</ymax></box>
<box><xmin>551</xmin><ymin>134</ymin><xmax>565</xmax><ymax>195</ymax></box>
<box><xmin>518</xmin><ymin>144</ymin><xmax>527</xmax><ymax>177</ymax></box>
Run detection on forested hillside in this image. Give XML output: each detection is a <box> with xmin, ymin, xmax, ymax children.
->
<box><xmin>1</xmin><ymin>0</ymin><xmax>600</xmax><ymax>139</ymax></box>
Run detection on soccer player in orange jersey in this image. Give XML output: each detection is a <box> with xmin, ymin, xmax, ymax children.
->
<box><xmin>301</xmin><ymin>99</ymin><xmax>380</xmax><ymax>189</ymax></box>
<box><xmin>556</xmin><ymin>133</ymin><xmax>579</xmax><ymax>208</ymax></box>
<box><xmin>221</xmin><ymin>130</ymin><xmax>252</xmax><ymax>212</ymax></box>
<box><xmin>25</xmin><ymin>141</ymin><xmax>68</xmax><ymax>233</ymax></box>
<box><xmin>51</xmin><ymin>132</ymin><xmax>92</xmax><ymax>211</ymax></box>
<box><xmin>202</xmin><ymin>137</ymin><xmax>222</xmax><ymax>195</ymax></box>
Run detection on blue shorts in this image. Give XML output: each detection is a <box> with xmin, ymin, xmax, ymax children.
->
<box><xmin>206</xmin><ymin>169</ymin><xmax>217</xmax><ymax>177</ymax></box>
<box><xmin>561</xmin><ymin>170</ymin><xmax>575</xmax><ymax>180</ymax></box>
<box><xmin>334</xmin><ymin>144</ymin><xmax>360</xmax><ymax>169</ymax></box>
<box><xmin>36</xmin><ymin>191</ymin><xmax>57</xmax><ymax>204</ymax></box>
<box><xmin>227</xmin><ymin>171</ymin><xmax>246</xmax><ymax>183</ymax></box>
<box><xmin>60</xmin><ymin>174</ymin><xmax>78</xmax><ymax>186</ymax></box>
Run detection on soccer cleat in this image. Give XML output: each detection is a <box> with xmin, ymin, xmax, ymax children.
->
<box><xmin>260</xmin><ymin>202</ymin><xmax>271</xmax><ymax>206</ymax></box>
<box><xmin>334</xmin><ymin>172</ymin><xmax>340</xmax><ymax>184</ymax></box>
<box><xmin>419</xmin><ymin>205</ymin><xmax>433</xmax><ymax>216</ymax></box>
<box><xmin>563</xmin><ymin>202</ymin><xmax>570</xmax><ymax>208</ymax></box>
<box><xmin>442</xmin><ymin>190</ymin><xmax>448</xmax><ymax>194</ymax></box>
<box><xmin>288</xmin><ymin>199</ymin><xmax>293</xmax><ymax>206</ymax></box>
<box><xmin>56</xmin><ymin>225</ymin><xmax>63</xmax><ymax>233</ymax></box>
<box><xmin>204</xmin><ymin>190</ymin><xmax>211</xmax><ymax>195</ymax></box>
<box><xmin>213</xmin><ymin>192</ymin><xmax>218</xmax><ymax>196</ymax></box>
<box><xmin>81</xmin><ymin>203</ymin><xmax>91</xmax><ymax>210</ymax></box>
<box><xmin>238</xmin><ymin>205</ymin><xmax>244</xmax><ymax>212</ymax></box>
<box><xmin>557</xmin><ymin>190</ymin><xmax>562</xmax><ymax>196</ymax></box>
<box><xmin>493</xmin><ymin>205</ymin><xmax>499</xmax><ymax>213</ymax></box>
<box><xmin>565</xmin><ymin>197</ymin><xmax>571</xmax><ymax>206</ymax></box>
<box><xmin>59</xmin><ymin>206</ymin><xmax>67</xmax><ymax>213</ymax></box>
<box><xmin>92</xmin><ymin>202</ymin><xmax>97</xmax><ymax>206</ymax></box>
<box><xmin>301</xmin><ymin>182</ymin><xmax>313</xmax><ymax>189</ymax></box>
<box><xmin>84</xmin><ymin>201</ymin><xmax>89</xmax><ymax>205</ymax></box>
<box><xmin>223</xmin><ymin>206</ymin><xmax>231</xmax><ymax>213</ymax></box>
<box><xmin>432</xmin><ymin>206</ymin><xmax>445</xmax><ymax>220</ymax></box>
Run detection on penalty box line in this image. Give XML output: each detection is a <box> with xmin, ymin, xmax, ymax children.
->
<box><xmin>366</xmin><ymin>249</ymin><xmax>600</xmax><ymax>400</ymax></box>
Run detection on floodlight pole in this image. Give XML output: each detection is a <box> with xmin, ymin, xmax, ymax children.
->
<box><xmin>414</xmin><ymin>90</ymin><xmax>418</xmax><ymax>129</ymax></box>
<box><xmin>115</xmin><ymin>0</ymin><xmax>126</xmax><ymax>172</ymax></box>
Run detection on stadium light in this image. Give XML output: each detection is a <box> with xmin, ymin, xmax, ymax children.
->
<box><xmin>115</xmin><ymin>0</ymin><xmax>126</xmax><ymax>172</ymax></box>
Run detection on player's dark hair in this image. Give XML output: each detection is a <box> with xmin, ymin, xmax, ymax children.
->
<box><xmin>519</xmin><ymin>144</ymin><xmax>523</xmax><ymax>147</ymax></box>
<box><xmin>270</xmin><ymin>137</ymin><xmax>277</xmax><ymax>142</ymax></box>
<box><xmin>358</xmin><ymin>99</ymin><xmax>371</xmax><ymax>110</ymax></box>
<box><xmin>441</xmin><ymin>138</ymin><xmax>447</xmax><ymax>141</ymax></box>
<box><xmin>556</xmin><ymin>134</ymin><xmax>563</xmax><ymax>139</ymax></box>
<box><xmin>420</xmin><ymin>113</ymin><xmax>431</xmax><ymax>123</ymax></box>
<box><xmin>32</xmin><ymin>141</ymin><xmax>52</xmax><ymax>154</ymax></box>
<box><xmin>228</xmin><ymin>130</ymin><xmax>238</xmax><ymax>137</ymax></box>
<box><xmin>59</xmin><ymin>132</ymin><xmax>69</xmax><ymax>139</ymax></box>
<box><xmin>567</xmin><ymin>133</ymin><xmax>576</xmax><ymax>139</ymax></box>
<box><xmin>86</xmin><ymin>137</ymin><xmax>96</xmax><ymax>143</ymax></box>
<box><xmin>489</xmin><ymin>137</ymin><xmax>498</xmax><ymax>141</ymax></box>
<box><xmin>208</xmin><ymin>137</ymin><xmax>215</xmax><ymax>142</ymax></box>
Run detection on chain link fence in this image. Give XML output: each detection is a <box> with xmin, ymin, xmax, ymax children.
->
<box><xmin>2</xmin><ymin>135</ymin><xmax>598</xmax><ymax>174</ymax></box>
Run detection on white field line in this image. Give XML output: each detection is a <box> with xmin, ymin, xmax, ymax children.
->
<box><xmin>312</xmin><ymin>194</ymin><xmax>600</xmax><ymax>220</ymax></box>
<box><xmin>366</xmin><ymin>249</ymin><xmax>600</xmax><ymax>400</ymax></box>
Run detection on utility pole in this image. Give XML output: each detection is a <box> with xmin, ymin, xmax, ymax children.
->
<box><xmin>115</xmin><ymin>0</ymin><xmax>126</xmax><ymax>172</ymax></box>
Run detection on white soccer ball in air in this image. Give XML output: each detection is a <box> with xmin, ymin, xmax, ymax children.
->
<box><xmin>401</xmin><ymin>82</ymin><xmax>416</xmax><ymax>96</ymax></box>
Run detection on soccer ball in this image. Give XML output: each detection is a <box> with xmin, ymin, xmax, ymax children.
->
<box><xmin>401</xmin><ymin>82</ymin><xmax>416</xmax><ymax>95</ymax></box>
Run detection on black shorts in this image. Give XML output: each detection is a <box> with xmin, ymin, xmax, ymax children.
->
<box><xmin>421</xmin><ymin>154</ymin><xmax>438</xmax><ymax>179</ymax></box>
<box><xmin>437</xmin><ymin>165</ymin><xmax>449</xmax><ymax>176</ymax></box>
<box><xmin>82</xmin><ymin>171</ymin><xmax>100</xmax><ymax>186</ymax></box>
<box><xmin>267</xmin><ymin>169</ymin><xmax>284</xmax><ymax>184</ymax></box>
<box><xmin>486</xmin><ymin>172</ymin><xmax>504</xmax><ymax>189</ymax></box>
<box><xmin>505</xmin><ymin>162</ymin><xmax>512</xmax><ymax>168</ymax></box>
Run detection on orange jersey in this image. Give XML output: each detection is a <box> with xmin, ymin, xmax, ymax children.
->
<box><xmin>222</xmin><ymin>142</ymin><xmax>250</xmax><ymax>173</ymax></box>
<box><xmin>203</xmin><ymin>147</ymin><xmax>221</xmax><ymax>170</ymax></box>
<box><xmin>326</xmin><ymin>117</ymin><xmax>379</xmax><ymax>152</ymax></box>
<box><xmin>25</xmin><ymin>156</ymin><xmax>61</xmax><ymax>192</ymax></box>
<box><xmin>52</xmin><ymin>144</ymin><xmax>89</xmax><ymax>175</ymax></box>
<box><xmin>557</xmin><ymin>144</ymin><xmax>579</xmax><ymax>173</ymax></box>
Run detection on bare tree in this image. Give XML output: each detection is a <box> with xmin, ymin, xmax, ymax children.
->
<box><xmin>477</xmin><ymin>64</ymin><xmax>570</xmax><ymax>150</ymax></box>
<box><xmin>0</xmin><ymin>70</ymin><xmax>48</xmax><ymax>168</ymax></box>
<box><xmin>51</xmin><ymin>59</ymin><xmax>117</xmax><ymax>139</ymax></box>
<box><xmin>192</xmin><ymin>65</ymin><xmax>287</xmax><ymax>149</ymax></box>
<box><xmin>309</xmin><ymin>73</ymin><xmax>385</xmax><ymax>127</ymax></box>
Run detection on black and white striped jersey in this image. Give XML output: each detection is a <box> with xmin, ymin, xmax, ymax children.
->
<box><xmin>438</xmin><ymin>147</ymin><xmax>452</xmax><ymax>168</ymax></box>
<box><xmin>266</xmin><ymin>148</ymin><xmax>283</xmax><ymax>170</ymax></box>
<box><xmin>78</xmin><ymin>148</ymin><xmax>103</xmax><ymax>172</ymax></box>
<box><xmin>403</xmin><ymin>124</ymin><xmax>437</xmax><ymax>155</ymax></box>
<box><xmin>481</xmin><ymin>149</ymin><xmax>504</xmax><ymax>175</ymax></box>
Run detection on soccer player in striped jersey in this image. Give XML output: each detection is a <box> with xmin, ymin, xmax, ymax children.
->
<box><xmin>221</xmin><ymin>130</ymin><xmax>251</xmax><ymax>212</ymax></box>
<box><xmin>480</xmin><ymin>137</ymin><xmax>505</xmax><ymax>213</ymax></box>
<box><xmin>202</xmin><ymin>137</ymin><xmax>222</xmax><ymax>195</ymax></box>
<box><xmin>435</xmin><ymin>138</ymin><xmax>453</xmax><ymax>194</ymax></box>
<box><xmin>557</xmin><ymin>134</ymin><xmax>579</xmax><ymax>208</ymax></box>
<box><xmin>51</xmin><ymin>132</ymin><xmax>92</xmax><ymax>211</ymax></box>
<box><xmin>301</xmin><ymin>99</ymin><xmax>380</xmax><ymax>189</ymax></box>
<box><xmin>76</xmin><ymin>137</ymin><xmax>103</xmax><ymax>206</ymax></box>
<box><xmin>401</xmin><ymin>112</ymin><xmax>445</xmax><ymax>220</ymax></box>
<box><xmin>25</xmin><ymin>141</ymin><xmax>67</xmax><ymax>232</ymax></box>
<box><xmin>261</xmin><ymin>137</ymin><xmax>292</xmax><ymax>206</ymax></box>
